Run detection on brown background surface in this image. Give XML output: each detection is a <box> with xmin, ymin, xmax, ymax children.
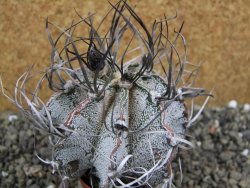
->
<box><xmin>0</xmin><ymin>0</ymin><xmax>250</xmax><ymax>112</ymax></box>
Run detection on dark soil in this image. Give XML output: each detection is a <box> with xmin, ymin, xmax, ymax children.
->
<box><xmin>0</xmin><ymin>105</ymin><xmax>249</xmax><ymax>188</ymax></box>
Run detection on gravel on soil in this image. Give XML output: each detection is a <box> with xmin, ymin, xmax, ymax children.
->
<box><xmin>0</xmin><ymin>105</ymin><xmax>249</xmax><ymax>188</ymax></box>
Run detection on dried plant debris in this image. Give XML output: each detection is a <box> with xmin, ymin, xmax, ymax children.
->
<box><xmin>0</xmin><ymin>1</ymin><xmax>212</xmax><ymax>187</ymax></box>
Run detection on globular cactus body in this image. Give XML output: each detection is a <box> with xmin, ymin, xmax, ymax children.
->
<box><xmin>46</xmin><ymin>65</ymin><xmax>187</xmax><ymax>187</ymax></box>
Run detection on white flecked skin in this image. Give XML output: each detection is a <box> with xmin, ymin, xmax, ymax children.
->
<box><xmin>45</xmin><ymin>64</ymin><xmax>188</xmax><ymax>187</ymax></box>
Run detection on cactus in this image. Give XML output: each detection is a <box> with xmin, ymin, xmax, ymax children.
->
<box><xmin>0</xmin><ymin>1</ymin><xmax>212</xmax><ymax>187</ymax></box>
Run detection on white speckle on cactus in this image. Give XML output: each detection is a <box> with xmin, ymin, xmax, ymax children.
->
<box><xmin>177</xmin><ymin>88</ymin><xmax>184</xmax><ymax>100</ymax></box>
<box><xmin>150</xmin><ymin>90</ymin><xmax>162</xmax><ymax>104</ymax></box>
<box><xmin>63</xmin><ymin>80</ymin><xmax>74</xmax><ymax>93</ymax></box>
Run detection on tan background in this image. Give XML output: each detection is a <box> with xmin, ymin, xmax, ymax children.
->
<box><xmin>0</xmin><ymin>0</ymin><xmax>250</xmax><ymax>112</ymax></box>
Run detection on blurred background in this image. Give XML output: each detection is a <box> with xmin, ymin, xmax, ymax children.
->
<box><xmin>1</xmin><ymin>0</ymin><xmax>250</xmax><ymax>111</ymax></box>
